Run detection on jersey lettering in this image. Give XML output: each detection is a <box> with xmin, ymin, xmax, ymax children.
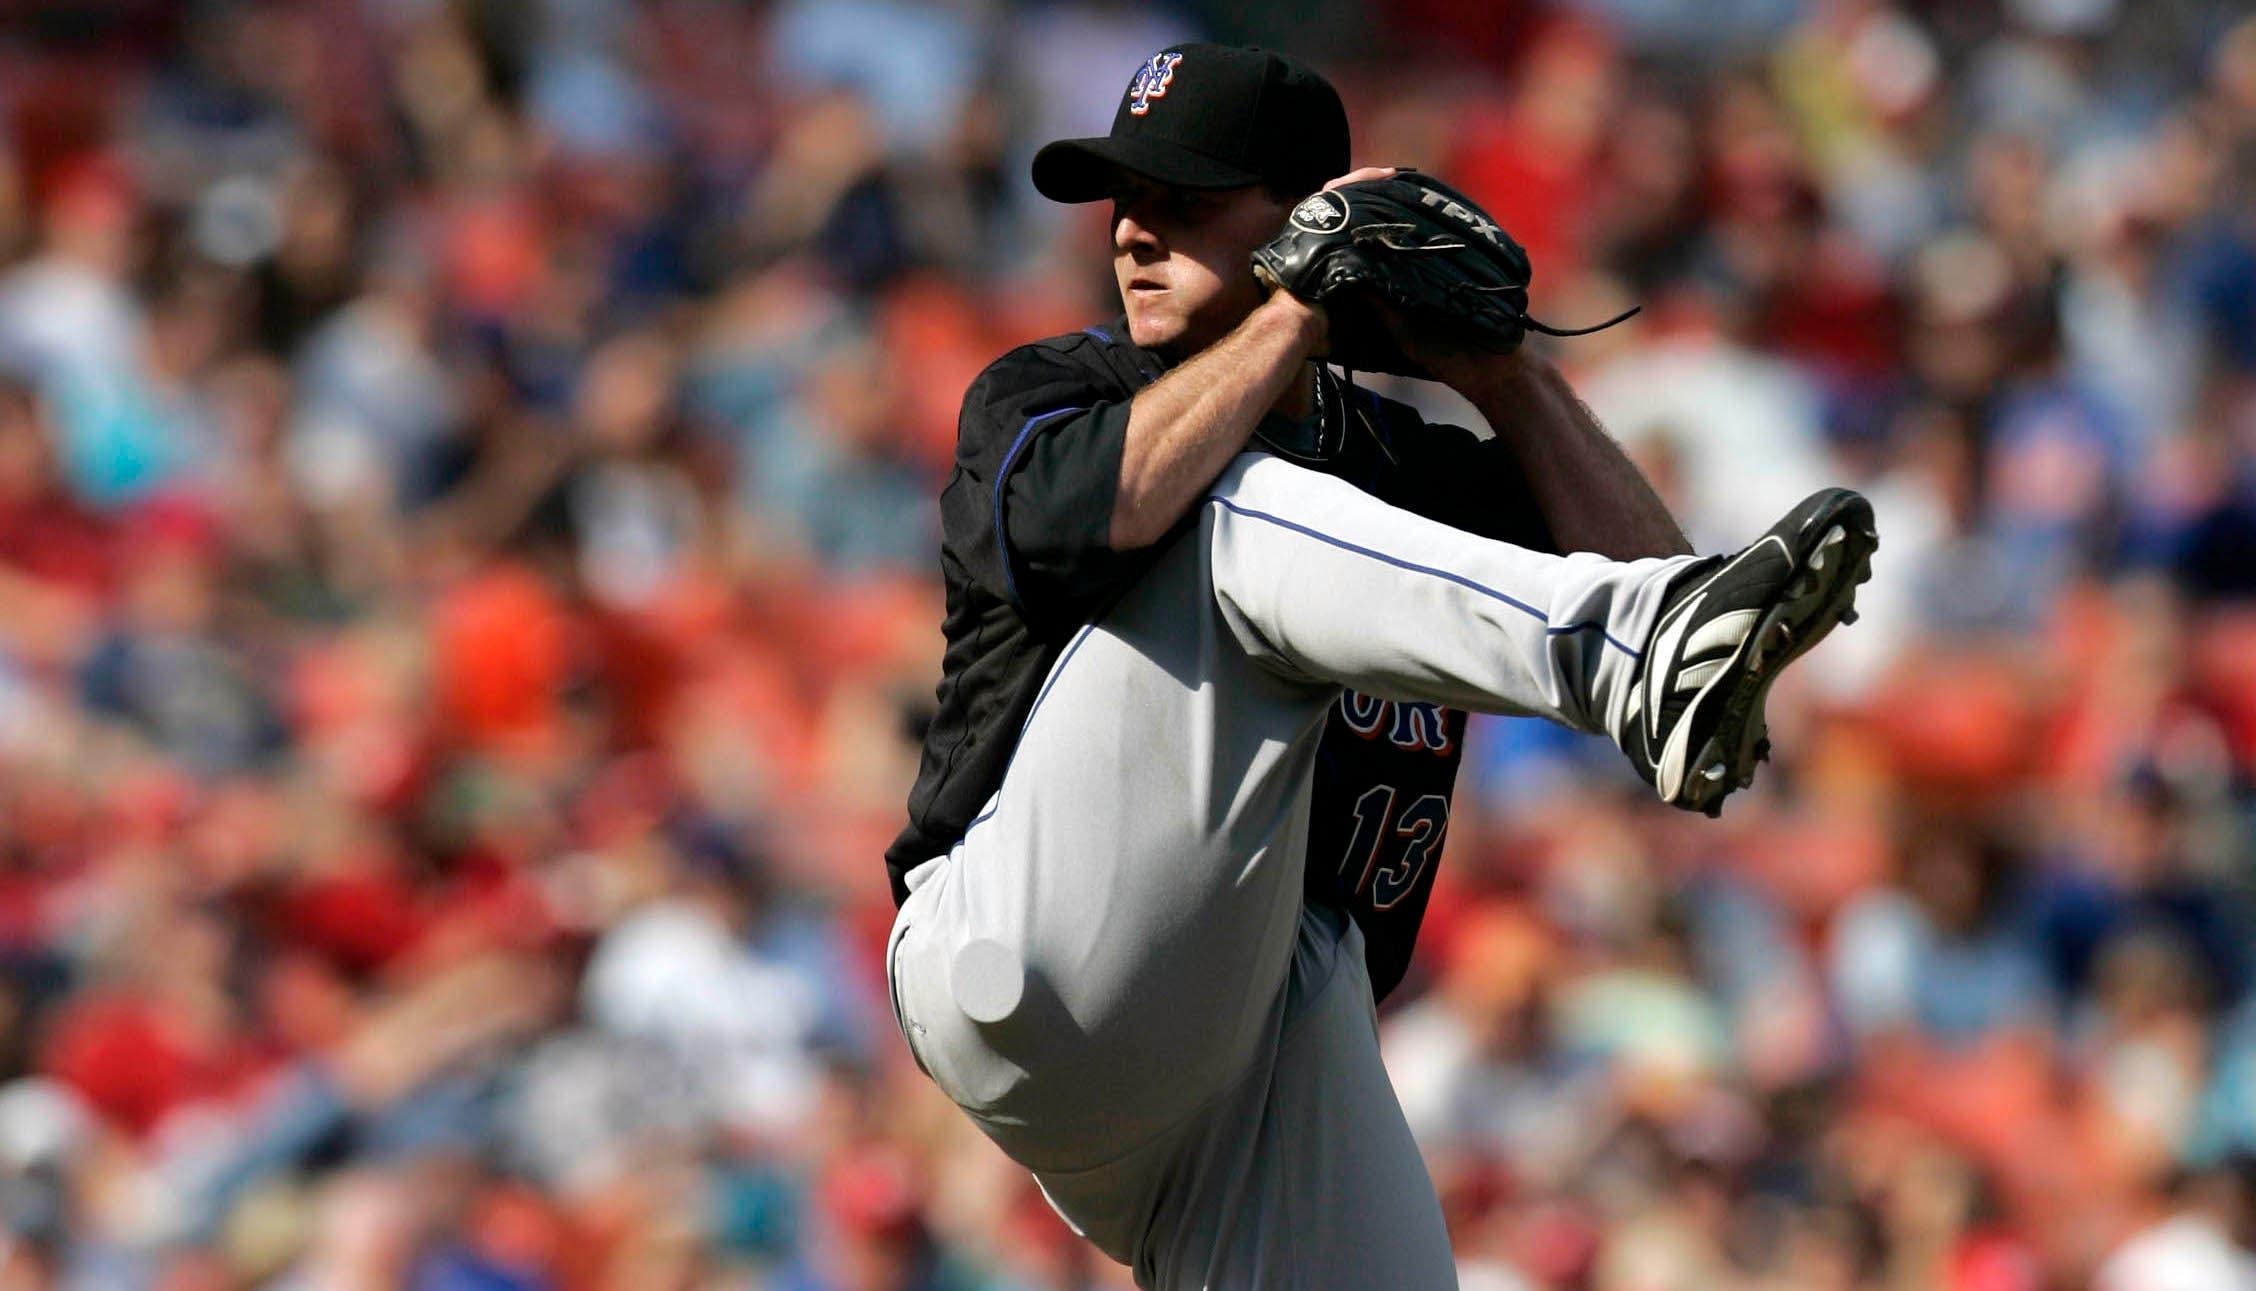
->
<box><xmin>1338</xmin><ymin>690</ymin><xmax>1388</xmax><ymax>737</ymax></box>
<box><xmin>1386</xmin><ymin>701</ymin><xmax>1453</xmax><ymax>753</ymax></box>
<box><xmin>1335</xmin><ymin>691</ymin><xmax>1455</xmax><ymax>754</ymax></box>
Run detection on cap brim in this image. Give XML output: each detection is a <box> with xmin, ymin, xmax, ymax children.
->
<box><xmin>1031</xmin><ymin>136</ymin><xmax>1265</xmax><ymax>203</ymax></box>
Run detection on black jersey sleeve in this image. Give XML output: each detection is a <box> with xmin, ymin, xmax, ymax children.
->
<box><xmin>947</xmin><ymin>341</ymin><xmax>1143</xmax><ymax>629</ymax></box>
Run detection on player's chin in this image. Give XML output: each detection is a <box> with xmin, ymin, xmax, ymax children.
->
<box><xmin>1124</xmin><ymin>300</ymin><xmax>1185</xmax><ymax>352</ymax></box>
<box><xmin>1129</xmin><ymin>293</ymin><xmax>1244</xmax><ymax>357</ymax></box>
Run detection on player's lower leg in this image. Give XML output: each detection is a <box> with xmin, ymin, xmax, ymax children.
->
<box><xmin>1613</xmin><ymin>487</ymin><xmax>1878</xmax><ymax>816</ymax></box>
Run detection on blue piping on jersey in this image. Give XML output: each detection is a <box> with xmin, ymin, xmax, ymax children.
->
<box><xmin>1082</xmin><ymin>326</ymin><xmax>1112</xmax><ymax>343</ymax></box>
<box><xmin>961</xmin><ymin>620</ymin><xmax>1100</xmax><ymax>838</ymax></box>
<box><xmin>1204</xmin><ymin>495</ymin><xmax>1644</xmax><ymax>659</ymax></box>
<box><xmin>992</xmin><ymin>405</ymin><xmax>1084</xmax><ymax>612</ymax></box>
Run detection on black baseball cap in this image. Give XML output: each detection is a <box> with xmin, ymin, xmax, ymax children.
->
<box><xmin>1032</xmin><ymin>44</ymin><xmax>1350</xmax><ymax>205</ymax></box>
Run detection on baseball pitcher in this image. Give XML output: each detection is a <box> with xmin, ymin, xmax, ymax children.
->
<box><xmin>884</xmin><ymin>43</ymin><xmax>1875</xmax><ymax>1289</ymax></box>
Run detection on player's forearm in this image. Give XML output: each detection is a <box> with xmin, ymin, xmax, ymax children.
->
<box><xmin>1110</xmin><ymin>294</ymin><xmax>1325</xmax><ymax>549</ymax></box>
<box><xmin>1456</xmin><ymin>353</ymin><xmax>1691</xmax><ymax>559</ymax></box>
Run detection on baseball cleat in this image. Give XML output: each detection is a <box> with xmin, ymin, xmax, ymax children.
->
<box><xmin>1614</xmin><ymin>488</ymin><xmax>1877</xmax><ymax>817</ymax></box>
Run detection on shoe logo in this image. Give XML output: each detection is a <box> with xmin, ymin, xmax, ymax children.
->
<box><xmin>1127</xmin><ymin>52</ymin><xmax>1183</xmax><ymax>116</ymax></box>
<box><xmin>1644</xmin><ymin>590</ymin><xmax>1704</xmax><ymax>743</ymax></box>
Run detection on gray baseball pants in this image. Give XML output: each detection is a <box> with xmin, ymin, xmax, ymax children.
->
<box><xmin>888</xmin><ymin>453</ymin><xmax>1688</xmax><ymax>1288</ymax></box>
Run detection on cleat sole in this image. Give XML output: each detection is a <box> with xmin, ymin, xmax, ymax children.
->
<box><xmin>1672</xmin><ymin>495</ymin><xmax>1877</xmax><ymax>815</ymax></box>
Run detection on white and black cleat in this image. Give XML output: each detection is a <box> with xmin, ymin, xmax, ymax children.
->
<box><xmin>1614</xmin><ymin>488</ymin><xmax>1877</xmax><ymax>817</ymax></box>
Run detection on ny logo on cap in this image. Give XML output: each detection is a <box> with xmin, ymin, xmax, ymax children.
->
<box><xmin>1127</xmin><ymin>51</ymin><xmax>1183</xmax><ymax>116</ymax></box>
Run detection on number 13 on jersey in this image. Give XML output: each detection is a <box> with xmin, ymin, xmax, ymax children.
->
<box><xmin>1338</xmin><ymin>785</ymin><xmax>1450</xmax><ymax>910</ymax></box>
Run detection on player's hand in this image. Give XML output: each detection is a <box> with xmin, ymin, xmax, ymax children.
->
<box><xmin>1321</xmin><ymin>166</ymin><xmax>1397</xmax><ymax>193</ymax></box>
<box><xmin>1265</xmin><ymin>288</ymin><xmax>1330</xmax><ymax>359</ymax></box>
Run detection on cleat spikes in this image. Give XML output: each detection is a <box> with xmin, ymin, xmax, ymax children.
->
<box><xmin>1616</xmin><ymin>488</ymin><xmax>1876</xmax><ymax>817</ymax></box>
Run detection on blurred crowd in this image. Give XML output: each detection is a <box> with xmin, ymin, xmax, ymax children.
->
<box><xmin>0</xmin><ymin>0</ymin><xmax>2250</xmax><ymax>1287</ymax></box>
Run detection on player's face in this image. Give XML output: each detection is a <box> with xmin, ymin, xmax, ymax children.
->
<box><xmin>1108</xmin><ymin>175</ymin><xmax>1290</xmax><ymax>358</ymax></box>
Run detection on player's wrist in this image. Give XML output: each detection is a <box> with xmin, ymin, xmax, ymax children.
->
<box><xmin>1262</xmin><ymin>289</ymin><xmax>1328</xmax><ymax>358</ymax></box>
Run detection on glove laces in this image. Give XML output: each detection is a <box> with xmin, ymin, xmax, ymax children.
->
<box><xmin>1523</xmin><ymin>304</ymin><xmax>1642</xmax><ymax>337</ymax></box>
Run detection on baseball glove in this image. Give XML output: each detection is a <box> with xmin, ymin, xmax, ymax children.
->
<box><xmin>1251</xmin><ymin>170</ymin><xmax>1634</xmax><ymax>379</ymax></box>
